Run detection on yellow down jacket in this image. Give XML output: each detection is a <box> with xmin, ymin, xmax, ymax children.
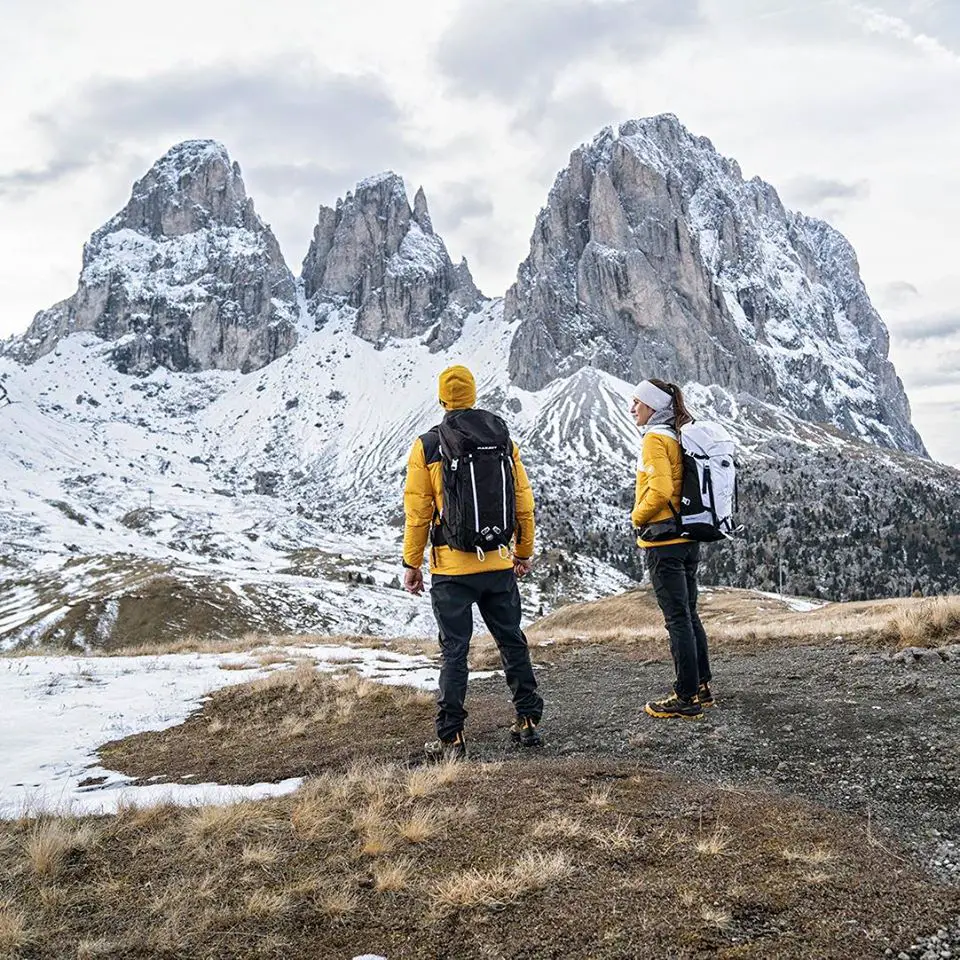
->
<box><xmin>631</xmin><ymin>427</ymin><xmax>685</xmax><ymax>548</ymax></box>
<box><xmin>403</xmin><ymin>425</ymin><xmax>536</xmax><ymax>576</ymax></box>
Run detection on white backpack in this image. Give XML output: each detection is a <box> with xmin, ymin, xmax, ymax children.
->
<box><xmin>676</xmin><ymin>421</ymin><xmax>738</xmax><ymax>541</ymax></box>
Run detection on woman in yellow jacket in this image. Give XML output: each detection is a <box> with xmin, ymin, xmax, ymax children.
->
<box><xmin>630</xmin><ymin>378</ymin><xmax>713</xmax><ymax>720</ymax></box>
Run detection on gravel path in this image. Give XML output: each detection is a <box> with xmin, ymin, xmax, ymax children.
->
<box><xmin>467</xmin><ymin>642</ymin><xmax>960</xmax><ymax>884</ymax></box>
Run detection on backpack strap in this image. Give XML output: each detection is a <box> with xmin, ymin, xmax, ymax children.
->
<box><xmin>419</xmin><ymin>427</ymin><xmax>443</xmax><ymax>558</ymax></box>
<box><xmin>420</xmin><ymin>427</ymin><xmax>441</xmax><ymax>465</ymax></box>
<box><xmin>645</xmin><ymin>424</ymin><xmax>678</xmax><ymax>440</ymax></box>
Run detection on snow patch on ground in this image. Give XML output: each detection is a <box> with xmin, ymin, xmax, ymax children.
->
<box><xmin>755</xmin><ymin>591</ymin><xmax>828</xmax><ymax>613</ymax></box>
<box><xmin>0</xmin><ymin>644</ymin><xmax>442</xmax><ymax>818</ymax></box>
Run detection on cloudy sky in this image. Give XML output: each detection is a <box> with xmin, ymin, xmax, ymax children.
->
<box><xmin>1</xmin><ymin>0</ymin><xmax>957</xmax><ymax>463</ymax></box>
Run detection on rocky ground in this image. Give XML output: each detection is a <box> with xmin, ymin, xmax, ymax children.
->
<box><xmin>6</xmin><ymin>646</ymin><xmax>956</xmax><ymax>960</ymax></box>
<box><xmin>468</xmin><ymin>644</ymin><xmax>960</xmax><ymax>872</ymax></box>
<box><xmin>459</xmin><ymin>641</ymin><xmax>960</xmax><ymax>957</ymax></box>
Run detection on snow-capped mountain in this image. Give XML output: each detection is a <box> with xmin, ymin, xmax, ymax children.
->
<box><xmin>2</xmin><ymin>141</ymin><xmax>297</xmax><ymax>374</ymax></box>
<box><xmin>1</xmin><ymin>118</ymin><xmax>958</xmax><ymax>651</ymax></box>
<box><xmin>302</xmin><ymin>173</ymin><xmax>483</xmax><ymax>350</ymax></box>
<box><xmin>507</xmin><ymin>115</ymin><xmax>923</xmax><ymax>455</ymax></box>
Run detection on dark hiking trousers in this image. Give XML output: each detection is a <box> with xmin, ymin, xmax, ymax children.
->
<box><xmin>646</xmin><ymin>542</ymin><xmax>712</xmax><ymax>700</ymax></box>
<box><xmin>430</xmin><ymin>568</ymin><xmax>543</xmax><ymax>741</ymax></box>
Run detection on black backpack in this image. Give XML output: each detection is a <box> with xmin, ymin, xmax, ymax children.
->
<box><xmin>431</xmin><ymin>409</ymin><xmax>516</xmax><ymax>557</ymax></box>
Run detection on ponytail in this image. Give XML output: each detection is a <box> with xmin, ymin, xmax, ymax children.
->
<box><xmin>648</xmin><ymin>377</ymin><xmax>693</xmax><ymax>434</ymax></box>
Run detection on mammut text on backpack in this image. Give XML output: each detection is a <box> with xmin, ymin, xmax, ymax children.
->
<box><xmin>433</xmin><ymin>409</ymin><xmax>517</xmax><ymax>558</ymax></box>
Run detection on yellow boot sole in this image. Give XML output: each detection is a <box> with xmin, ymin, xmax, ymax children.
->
<box><xmin>644</xmin><ymin>704</ymin><xmax>704</xmax><ymax>720</ymax></box>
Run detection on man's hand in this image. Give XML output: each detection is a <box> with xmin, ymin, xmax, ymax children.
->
<box><xmin>513</xmin><ymin>556</ymin><xmax>533</xmax><ymax>578</ymax></box>
<box><xmin>403</xmin><ymin>566</ymin><xmax>424</xmax><ymax>596</ymax></box>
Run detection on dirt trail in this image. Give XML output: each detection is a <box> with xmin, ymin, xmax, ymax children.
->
<box><xmin>465</xmin><ymin>643</ymin><xmax>960</xmax><ymax>883</ymax></box>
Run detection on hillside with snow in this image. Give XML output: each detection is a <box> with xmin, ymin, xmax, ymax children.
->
<box><xmin>1</xmin><ymin>117</ymin><xmax>958</xmax><ymax>651</ymax></box>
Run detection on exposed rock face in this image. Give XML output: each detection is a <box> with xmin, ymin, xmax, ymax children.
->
<box><xmin>506</xmin><ymin>115</ymin><xmax>925</xmax><ymax>456</ymax></box>
<box><xmin>7</xmin><ymin>140</ymin><xmax>297</xmax><ymax>374</ymax></box>
<box><xmin>301</xmin><ymin>172</ymin><xmax>483</xmax><ymax>349</ymax></box>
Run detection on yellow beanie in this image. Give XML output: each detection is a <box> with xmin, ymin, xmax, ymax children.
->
<box><xmin>438</xmin><ymin>365</ymin><xmax>476</xmax><ymax>410</ymax></box>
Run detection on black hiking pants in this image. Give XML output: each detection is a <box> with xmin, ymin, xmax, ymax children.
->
<box><xmin>646</xmin><ymin>542</ymin><xmax>712</xmax><ymax>700</ymax></box>
<box><xmin>430</xmin><ymin>568</ymin><xmax>543</xmax><ymax>741</ymax></box>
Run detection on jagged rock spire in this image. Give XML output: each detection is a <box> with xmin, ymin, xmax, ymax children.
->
<box><xmin>301</xmin><ymin>173</ymin><xmax>483</xmax><ymax>349</ymax></box>
<box><xmin>506</xmin><ymin>114</ymin><xmax>925</xmax><ymax>455</ymax></box>
<box><xmin>8</xmin><ymin>140</ymin><xmax>297</xmax><ymax>374</ymax></box>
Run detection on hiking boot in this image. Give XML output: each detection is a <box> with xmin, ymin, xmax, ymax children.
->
<box><xmin>423</xmin><ymin>731</ymin><xmax>466</xmax><ymax>762</ymax></box>
<box><xmin>644</xmin><ymin>692</ymin><xmax>703</xmax><ymax>720</ymax></box>
<box><xmin>698</xmin><ymin>682</ymin><xmax>716</xmax><ymax>708</ymax></box>
<box><xmin>510</xmin><ymin>716</ymin><xmax>543</xmax><ymax>748</ymax></box>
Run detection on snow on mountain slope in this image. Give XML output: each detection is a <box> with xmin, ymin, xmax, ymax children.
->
<box><xmin>1</xmin><ymin>299</ymin><xmax>956</xmax><ymax>650</ymax></box>
<box><xmin>0</xmin><ymin>307</ymin><xmax>635</xmax><ymax>650</ymax></box>
<box><xmin>507</xmin><ymin>115</ymin><xmax>923</xmax><ymax>456</ymax></box>
<box><xmin>1</xmin><ymin>122</ymin><xmax>958</xmax><ymax>653</ymax></box>
<box><xmin>203</xmin><ymin>300</ymin><xmax>513</xmax><ymax>511</ymax></box>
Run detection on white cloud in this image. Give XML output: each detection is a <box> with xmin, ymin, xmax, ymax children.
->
<box><xmin>0</xmin><ymin>0</ymin><xmax>957</xmax><ymax>462</ymax></box>
<box><xmin>850</xmin><ymin>1</ymin><xmax>960</xmax><ymax>63</ymax></box>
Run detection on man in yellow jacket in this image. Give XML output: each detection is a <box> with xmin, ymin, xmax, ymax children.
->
<box><xmin>402</xmin><ymin>365</ymin><xmax>543</xmax><ymax>760</ymax></box>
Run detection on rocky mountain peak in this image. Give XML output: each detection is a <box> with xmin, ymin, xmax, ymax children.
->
<box><xmin>301</xmin><ymin>173</ymin><xmax>484</xmax><ymax>349</ymax></box>
<box><xmin>506</xmin><ymin>115</ymin><xmax>925</xmax><ymax>455</ymax></box>
<box><xmin>7</xmin><ymin>140</ymin><xmax>297</xmax><ymax>374</ymax></box>
<box><xmin>413</xmin><ymin>186</ymin><xmax>434</xmax><ymax>234</ymax></box>
<box><xmin>92</xmin><ymin>140</ymin><xmax>254</xmax><ymax>250</ymax></box>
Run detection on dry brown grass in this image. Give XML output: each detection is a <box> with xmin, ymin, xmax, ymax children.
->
<box><xmin>104</xmin><ymin>630</ymin><xmax>277</xmax><ymax>658</ymax></box>
<box><xmin>430</xmin><ymin>864</ymin><xmax>513</xmax><ymax>912</ymax></box>
<box><xmin>700</xmin><ymin>904</ymin><xmax>733</xmax><ymax>929</ymax></box>
<box><xmin>531</xmin><ymin>813</ymin><xmax>587</xmax><ymax>840</ymax></box>
<box><xmin>590</xmin><ymin>818</ymin><xmax>636</xmax><ymax>851</ymax></box>
<box><xmin>431</xmin><ymin>849</ymin><xmax>573</xmax><ymax>915</ymax></box>
<box><xmin>35</xmin><ymin>884</ymin><xmax>71</xmax><ymax>912</ymax></box>
<box><xmin>182</xmin><ymin>799</ymin><xmax>280</xmax><ymax>845</ymax></box>
<box><xmin>0</xmin><ymin>902</ymin><xmax>30</xmax><ymax>952</ymax></box>
<box><xmin>2</xmin><ymin>754</ymin><xmax>955</xmax><ymax>958</ymax></box>
<box><xmin>372</xmin><ymin>858</ymin><xmax>413</xmax><ymax>893</ymax></box>
<box><xmin>360</xmin><ymin>826</ymin><xmax>397</xmax><ymax>857</ymax></box>
<box><xmin>113</xmin><ymin>799</ymin><xmax>180</xmax><ymax>833</ymax></box>
<box><xmin>318</xmin><ymin>889</ymin><xmax>358</xmax><ymax>919</ymax></box>
<box><xmin>77</xmin><ymin>938</ymin><xmax>123</xmax><ymax>958</ymax></box>
<box><xmin>585</xmin><ymin>784</ymin><xmax>612</xmax><ymax>808</ymax></box>
<box><xmin>405</xmin><ymin>760</ymin><xmax>462</xmax><ymax>798</ymax></box>
<box><xmin>527</xmin><ymin>586</ymin><xmax>960</xmax><ymax>653</ymax></box>
<box><xmin>21</xmin><ymin>585</ymin><xmax>958</xmax><ymax>670</ymax></box>
<box><xmin>782</xmin><ymin>844</ymin><xmax>836</xmax><ymax>866</ymax></box>
<box><xmin>888</xmin><ymin>596</ymin><xmax>960</xmax><ymax>648</ymax></box>
<box><xmin>290</xmin><ymin>789</ymin><xmax>335</xmax><ymax>841</ymax></box>
<box><xmin>218</xmin><ymin>660</ymin><xmax>258</xmax><ymax>672</ymax></box>
<box><xmin>511</xmin><ymin>849</ymin><xmax>574</xmax><ymax>888</ymax></box>
<box><xmin>23</xmin><ymin>819</ymin><xmax>98</xmax><ymax>879</ymax></box>
<box><xmin>240</xmin><ymin>842</ymin><xmax>282</xmax><ymax>868</ymax></box>
<box><xmin>245</xmin><ymin>888</ymin><xmax>292</xmax><ymax>918</ymax></box>
<box><xmin>397</xmin><ymin>808</ymin><xmax>444</xmax><ymax>844</ymax></box>
<box><xmin>695</xmin><ymin>822</ymin><xmax>731</xmax><ymax>857</ymax></box>
<box><xmin>206</xmin><ymin>716</ymin><xmax>228</xmax><ymax>735</ymax></box>
<box><xmin>99</xmin><ymin>665</ymin><xmax>433</xmax><ymax>790</ymax></box>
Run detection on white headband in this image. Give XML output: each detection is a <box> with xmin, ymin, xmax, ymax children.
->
<box><xmin>633</xmin><ymin>379</ymin><xmax>672</xmax><ymax>411</ymax></box>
